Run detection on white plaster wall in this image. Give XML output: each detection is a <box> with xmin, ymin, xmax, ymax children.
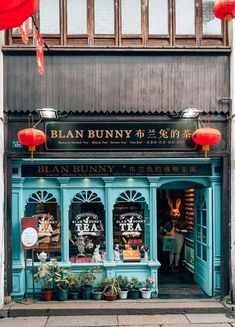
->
<box><xmin>0</xmin><ymin>31</ymin><xmax>4</xmax><ymax>309</ymax></box>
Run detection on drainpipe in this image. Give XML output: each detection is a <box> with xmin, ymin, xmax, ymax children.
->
<box><xmin>0</xmin><ymin>31</ymin><xmax>4</xmax><ymax>309</ymax></box>
<box><xmin>230</xmin><ymin>18</ymin><xmax>235</xmax><ymax>304</ymax></box>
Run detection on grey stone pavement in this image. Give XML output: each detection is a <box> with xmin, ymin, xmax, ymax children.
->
<box><xmin>1</xmin><ymin>314</ymin><xmax>235</xmax><ymax>327</ymax></box>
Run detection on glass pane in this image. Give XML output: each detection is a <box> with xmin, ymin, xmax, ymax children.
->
<box><xmin>202</xmin><ymin>245</ymin><xmax>207</xmax><ymax>261</ymax></box>
<box><xmin>121</xmin><ymin>0</ymin><xmax>141</xmax><ymax>35</ymax></box>
<box><xmin>95</xmin><ymin>0</ymin><xmax>114</xmax><ymax>34</ymax></box>
<box><xmin>149</xmin><ymin>0</ymin><xmax>168</xmax><ymax>35</ymax></box>
<box><xmin>25</xmin><ymin>201</ymin><xmax>62</xmax><ymax>262</ymax></box>
<box><xmin>202</xmin><ymin>210</ymin><xmax>207</xmax><ymax>226</ymax></box>
<box><xmin>197</xmin><ymin>225</ymin><xmax>201</xmax><ymax>241</ymax></box>
<box><xmin>69</xmin><ymin>201</ymin><xmax>105</xmax><ymax>263</ymax></box>
<box><xmin>40</xmin><ymin>0</ymin><xmax>60</xmax><ymax>34</ymax></box>
<box><xmin>67</xmin><ymin>0</ymin><xmax>87</xmax><ymax>35</ymax></box>
<box><xmin>202</xmin><ymin>227</ymin><xmax>207</xmax><ymax>244</ymax></box>
<box><xmin>113</xmin><ymin>202</ymin><xmax>145</xmax><ymax>262</ymax></box>
<box><xmin>197</xmin><ymin>210</ymin><xmax>201</xmax><ymax>225</ymax></box>
<box><xmin>203</xmin><ymin>0</ymin><xmax>221</xmax><ymax>34</ymax></box>
<box><xmin>176</xmin><ymin>0</ymin><xmax>195</xmax><ymax>35</ymax></box>
<box><xmin>197</xmin><ymin>244</ymin><xmax>201</xmax><ymax>258</ymax></box>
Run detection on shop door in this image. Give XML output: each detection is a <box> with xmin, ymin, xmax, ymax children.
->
<box><xmin>194</xmin><ymin>188</ymin><xmax>213</xmax><ymax>296</ymax></box>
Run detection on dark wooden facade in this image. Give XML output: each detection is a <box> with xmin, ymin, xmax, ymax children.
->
<box><xmin>4</xmin><ymin>50</ymin><xmax>230</xmax><ymax>114</ymax></box>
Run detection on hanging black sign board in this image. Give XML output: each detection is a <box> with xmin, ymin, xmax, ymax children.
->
<box><xmin>45</xmin><ymin>121</ymin><xmax>197</xmax><ymax>151</ymax></box>
<box><xmin>21</xmin><ymin>163</ymin><xmax>212</xmax><ymax>177</ymax></box>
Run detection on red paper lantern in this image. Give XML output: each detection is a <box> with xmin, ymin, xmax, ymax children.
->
<box><xmin>192</xmin><ymin>127</ymin><xmax>221</xmax><ymax>159</ymax></box>
<box><xmin>17</xmin><ymin>128</ymin><xmax>46</xmax><ymax>160</ymax></box>
<box><xmin>0</xmin><ymin>0</ymin><xmax>38</xmax><ymax>31</ymax></box>
<box><xmin>214</xmin><ymin>0</ymin><xmax>235</xmax><ymax>20</ymax></box>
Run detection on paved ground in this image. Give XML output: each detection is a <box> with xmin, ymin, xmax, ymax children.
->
<box><xmin>1</xmin><ymin>313</ymin><xmax>235</xmax><ymax>326</ymax></box>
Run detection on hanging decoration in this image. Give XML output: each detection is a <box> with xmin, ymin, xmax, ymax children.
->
<box><xmin>35</xmin><ymin>31</ymin><xmax>45</xmax><ymax>75</ymax></box>
<box><xmin>0</xmin><ymin>0</ymin><xmax>38</xmax><ymax>30</ymax></box>
<box><xmin>17</xmin><ymin>127</ymin><xmax>46</xmax><ymax>161</ymax></box>
<box><xmin>214</xmin><ymin>0</ymin><xmax>235</xmax><ymax>20</ymax></box>
<box><xmin>192</xmin><ymin>127</ymin><xmax>221</xmax><ymax>159</ymax></box>
<box><xmin>19</xmin><ymin>18</ymin><xmax>29</xmax><ymax>44</ymax></box>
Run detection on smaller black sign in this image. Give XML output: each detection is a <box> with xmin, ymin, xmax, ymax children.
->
<box><xmin>21</xmin><ymin>163</ymin><xmax>212</xmax><ymax>177</ymax></box>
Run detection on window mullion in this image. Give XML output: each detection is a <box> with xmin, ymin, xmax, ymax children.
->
<box><xmin>88</xmin><ymin>0</ymin><xmax>94</xmax><ymax>46</ymax></box>
<box><xmin>115</xmin><ymin>0</ymin><xmax>120</xmax><ymax>46</ymax></box>
<box><xmin>142</xmin><ymin>0</ymin><xmax>148</xmax><ymax>46</ymax></box>
<box><xmin>196</xmin><ymin>0</ymin><xmax>202</xmax><ymax>46</ymax></box>
<box><xmin>62</xmin><ymin>0</ymin><xmax>66</xmax><ymax>45</ymax></box>
<box><xmin>171</xmin><ymin>0</ymin><xmax>175</xmax><ymax>47</ymax></box>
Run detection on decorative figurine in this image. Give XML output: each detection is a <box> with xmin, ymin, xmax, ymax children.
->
<box><xmin>162</xmin><ymin>197</ymin><xmax>187</xmax><ymax>272</ymax></box>
<box><xmin>114</xmin><ymin>244</ymin><xmax>120</xmax><ymax>262</ymax></box>
<box><xmin>91</xmin><ymin>244</ymin><xmax>102</xmax><ymax>262</ymax></box>
<box><xmin>141</xmin><ymin>245</ymin><xmax>149</xmax><ymax>262</ymax></box>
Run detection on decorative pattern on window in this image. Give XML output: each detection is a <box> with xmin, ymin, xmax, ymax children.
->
<box><xmin>28</xmin><ymin>191</ymin><xmax>57</xmax><ymax>203</ymax></box>
<box><xmin>72</xmin><ymin>190</ymin><xmax>101</xmax><ymax>203</ymax></box>
<box><xmin>117</xmin><ymin>190</ymin><xmax>145</xmax><ymax>203</ymax></box>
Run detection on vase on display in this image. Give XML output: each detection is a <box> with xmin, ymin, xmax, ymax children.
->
<box><xmin>140</xmin><ymin>288</ymin><xmax>152</xmax><ymax>299</ymax></box>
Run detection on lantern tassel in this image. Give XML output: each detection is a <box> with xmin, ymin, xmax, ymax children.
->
<box><xmin>28</xmin><ymin>145</ymin><xmax>36</xmax><ymax>161</ymax></box>
<box><xmin>202</xmin><ymin>144</ymin><xmax>210</xmax><ymax>160</ymax></box>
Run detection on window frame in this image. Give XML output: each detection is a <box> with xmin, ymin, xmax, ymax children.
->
<box><xmin>6</xmin><ymin>0</ymin><xmax>226</xmax><ymax>48</ymax></box>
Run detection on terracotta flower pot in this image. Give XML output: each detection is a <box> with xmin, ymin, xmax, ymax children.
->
<box><xmin>41</xmin><ymin>289</ymin><xmax>53</xmax><ymax>301</ymax></box>
<box><xmin>104</xmin><ymin>293</ymin><xmax>117</xmax><ymax>301</ymax></box>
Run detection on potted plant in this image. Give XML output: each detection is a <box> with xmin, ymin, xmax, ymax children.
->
<box><xmin>117</xmin><ymin>275</ymin><xmax>129</xmax><ymax>299</ymax></box>
<box><xmin>91</xmin><ymin>284</ymin><xmax>104</xmax><ymax>300</ymax></box>
<box><xmin>140</xmin><ymin>277</ymin><xmax>155</xmax><ymax>299</ymax></box>
<box><xmin>54</xmin><ymin>268</ymin><xmax>72</xmax><ymax>301</ymax></box>
<box><xmin>79</xmin><ymin>270</ymin><xmax>96</xmax><ymax>300</ymax></box>
<box><xmin>33</xmin><ymin>262</ymin><xmax>57</xmax><ymax>301</ymax></box>
<box><xmin>128</xmin><ymin>277</ymin><xmax>141</xmax><ymax>299</ymax></box>
<box><xmin>68</xmin><ymin>273</ymin><xmax>80</xmax><ymax>300</ymax></box>
<box><xmin>102</xmin><ymin>277</ymin><xmax>120</xmax><ymax>301</ymax></box>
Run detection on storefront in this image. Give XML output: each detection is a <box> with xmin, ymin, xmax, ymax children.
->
<box><xmin>8</xmin><ymin>117</ymin><xmax>226</xmax><ymax>299</ymax></box>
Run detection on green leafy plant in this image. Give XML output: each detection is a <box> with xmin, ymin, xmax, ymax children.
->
<box><xmin>33</xmin><ymin>262</ymin><xmax>58</xmax><ymax>291</ymax></box>
<box><xmin>143</xmin><ymin>277</ymin><xmax>155</xmax><ymax>290</ymax></box>
<box><xmin>128</xmin><ymin>277</ymin><xmax>141</xmax><ymax>290</ymax></box>
<box><xmin>116</xmin><ymin>275</ymin><xmax>129</xmax><ymax>291</ymax></box>
<box><xmin>79</xmin><ymin>270</ymin><xmax>96</xmax><ymax>287</ymax></box>
<box><xmin>102</xmin><ymin>277</ymin><xmax>121</xmax><ymax>296</ymax></box>
<box><xmin>54</xmin><ymin>268</ymin><xmax>72</xmax><ymax>291</ymax></box>
<box><xmin>67</xmin><ymin>272</ymin><xmax>80</xmax><ymax>291</ymax></box>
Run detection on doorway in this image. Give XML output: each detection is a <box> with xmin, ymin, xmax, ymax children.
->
<box><xmin>157</xmin><ymin>186</ymin><xmax>213</xmax><ymax>298</ymax></box>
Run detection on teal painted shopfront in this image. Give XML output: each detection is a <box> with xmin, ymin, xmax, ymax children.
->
<box><xmin>11</xmin><ymin>157</ymin><xmax>222</xmax><ymax>299</ymax></box>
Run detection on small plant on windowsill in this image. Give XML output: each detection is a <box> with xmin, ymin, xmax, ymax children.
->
<box><xmin>140</xmin><ymin>277</ymin><xmax>155</xmax><ymax>299</ymax></box>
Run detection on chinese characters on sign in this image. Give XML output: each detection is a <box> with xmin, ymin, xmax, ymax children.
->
<box><xmin>45</xmin><ymin>121</ymin><xmax>197</xmax><ymax>151</ymax></box>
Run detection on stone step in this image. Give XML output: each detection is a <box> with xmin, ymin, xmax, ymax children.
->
<box><xmin>2</xmin><ymin>299</ymin><xmax>228</xmax><ymax>317</ymax></box>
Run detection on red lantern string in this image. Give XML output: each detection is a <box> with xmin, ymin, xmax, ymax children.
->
<box><xmin>214</xmin><ymin>0</ymin><xmax>235</xmax><ymax>21</ymax></box>
<box><xmin>36</xmin><ymin>31</ymin><xmax>45</xmax><ymax>75</ymax></box>
<box><xmin>19</xmin><ymin>18</ymin><xmax>29</xmax><ymax>44</ymax></box>
<box><xmin>192</xmin><ymin>127</ymin><xmax>221</xmax><ymax>159</ymax></box>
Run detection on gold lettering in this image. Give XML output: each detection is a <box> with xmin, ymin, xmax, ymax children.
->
<box><xmin>98</xmin><ymin>165</ymin><xmax>107</xmax><ymax>173</ymax></box>
<box><xmin>107</xmin><ymin>165</ymin><xmax>114</xmax><ymax>173</ymax></box>
<box><xmin>96</xmin><ymin>130</ymin><xmax>104</xmax><ymax>139</ymax></box>
<box><xmin>61</xmin><ymin>166</ymin><xmax>69</xmax><ymax>173</ymax></box>
<box><xmin>105</xmin><ymin>130</ymin><xmax>113</xmax><ymax>138</ymax></box>
<box><xmin>73</xmin><ymin>166</ymin><xmax>80</xmax><ymax>173</ymax></box>
<box><xmin>125</xmin><ymin>130</ymin><xmax>132</xmax><ymax>138</ymax></box>
<box><xmin>50</xmin><ymin>130</ymin><xmax>58</xmax><ymax>138</ymax></box>
<box><xmin>66</xmin><ymin>130</ymin><xmax>75</xmax><ymax>138</ymax></box>
<box><xmin>38</xmin><ymin>166</ymin><xmax>45</xmax><ymax>173</ymax></box>
<box><xmin>115</xmin><ymin>130</ymin><xmax>123</xmax><ymax>138</ymax></box>
<box><xmin>88</xmin><ymin>130</ymin><xmax>95</xmax><ymax>138</ymax></box>
<box><xmin>58</xmin><ymin>130</ymin><xmax>66</xmax><ymax>138</ymax></box>
<box><xmin>90</xmin><ymin>165</ymin><xmax>98</xmax><ymax>173</ymax></box>
<box><xmin>75</xmin><ymin>130</ymin><xmax>84</xmax><ymax>138</ymax></box>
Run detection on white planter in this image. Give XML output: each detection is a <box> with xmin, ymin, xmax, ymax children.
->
<box><xmin>140</xmin><ymin>289</ymin><xmax>152</xmax><ymax>299</ymax></box>
<box><xmin>118</xmin><ymin>290</ymin><xmax>128</xmax><ymax>299</ymax></box>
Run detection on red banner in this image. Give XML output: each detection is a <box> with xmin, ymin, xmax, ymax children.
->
<box><xmin>19</xmin><ymin>18</ymin><xmax>29</xmax><ymax>44</ymax></box>
<box><xmin>36</xmin><ymin>31</ymin><xmax>45</xmax><ymax>75</ymax></box>
<box><xmin>21</xmin><ymin>217</ymin><xmax>38</xmax><ymax>250</ymax></box>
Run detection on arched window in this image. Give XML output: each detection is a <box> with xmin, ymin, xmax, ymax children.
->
<box><xmin>25</xmin><ymin>191</ymin><xmax>61</xmax><ymax>261</ymax></box>
<box><xmin>69</xmin><ymin>191</ymin><xmax>105</xmax><ymax>264</ymax></box>
<box><xmin>113</xmin><ymin>190</ymin><xmax>148</xmax><ymax>263</ymax></box>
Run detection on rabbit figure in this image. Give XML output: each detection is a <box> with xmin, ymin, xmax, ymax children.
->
<box><xmin>165</xmin><ymin>197</ymin><xmax>185</xmax><ymax>272</ymax></box>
